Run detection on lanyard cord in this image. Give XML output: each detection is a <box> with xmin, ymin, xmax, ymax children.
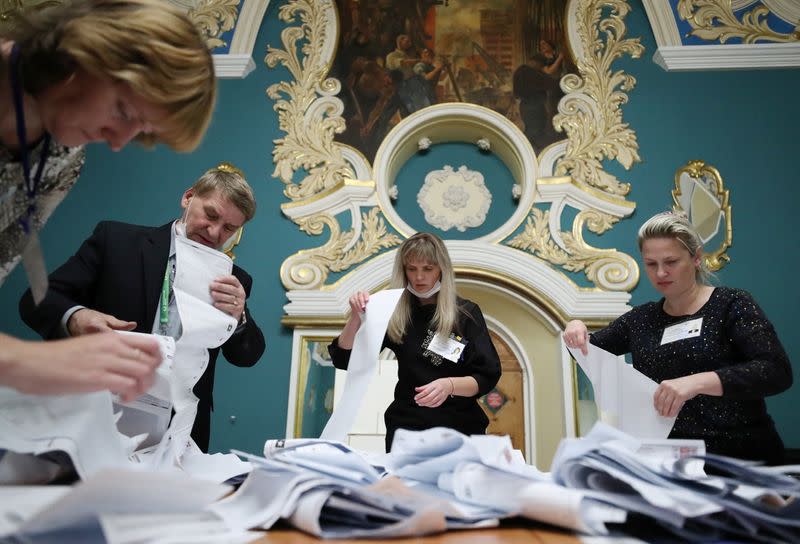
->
<box><xmin>160</xmin><ymin>260</ymin><xmax>171</xmax><ymax>328</ymax></box>
<box><xmin>9</xmin><ymin>43</ymin><xmax>51</xmax><ymax>234</ymax></box>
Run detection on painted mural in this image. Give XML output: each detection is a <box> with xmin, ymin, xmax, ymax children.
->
<box><xmin>332</xmin><ymin>0</ymin><xmax>578</xmax><ymax>161</ymax></box>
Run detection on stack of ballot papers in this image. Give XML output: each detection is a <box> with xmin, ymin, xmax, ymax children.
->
<box><xmin>209</xmin><ymin>425</ymin><xmax>799</xmax><ymax>542</ymax></box>
<box><xmin>0</xmin><ymin>469</ymin><xmax>260</xmax><ymax>543</ymax></box>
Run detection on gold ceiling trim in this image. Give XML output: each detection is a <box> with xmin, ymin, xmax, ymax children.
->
<box><xmin>677</xmin><ymin>0</ymin><xmax>800</xmax><ymax>44</ymax></box>
<box><xmin>181</xmin><ymin>0</ymin><xmax>242</xmax><ymax>50</ymax></box>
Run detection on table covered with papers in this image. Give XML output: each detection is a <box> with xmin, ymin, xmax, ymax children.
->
<box><xmin>3</xmin><ymin>423</ymin><xmax>798</xmax><ymax>543</ymax></box>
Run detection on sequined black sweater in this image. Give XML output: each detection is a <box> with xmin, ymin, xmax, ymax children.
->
<box><xmin>590</xmin><ymin>287</ymin><xmax>792</xmax><ymax>462</ymax></box>
<box><xmin>329</xmin><ymin>296</ymin><xmax>501</xmax><ymax>451</ymax></box>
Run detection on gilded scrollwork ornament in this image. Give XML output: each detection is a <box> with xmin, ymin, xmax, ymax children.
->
<box><xmin>281</xmin><ymin>207</ymin><xmax>401</xmax><ymax>290</ymax></box>
<box><xmin>554</xmin><ymin>0</ymin><xmax>644</xmax><ymax>197</ymax></box>
<box><xmin>507</xmin><ymin>208</ymin><xmax>637</xmax><ymax>291</ymax></box>
<box><xmin>677</xmin><ymin>0</ymin><xmax>800</xmax><ymax>44</ymax></box>
<box><xmin>168</xmin><ymin>0</ymin><xmax>241</xmax><ymax>50</ymax></box>
<box><xmin>265</xmin><ymin>0</ymin><xmax>354</xmax><ymax>200</ymax></box>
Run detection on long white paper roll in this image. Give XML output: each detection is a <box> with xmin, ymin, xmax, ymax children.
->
<box><xmin>320</xmin><ymin>289</ymin><xmax>404</xmax><ymax>442</ymax></box>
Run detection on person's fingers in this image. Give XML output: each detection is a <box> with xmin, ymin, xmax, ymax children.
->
<box><xmin>108</xmin><ymin>316</ymin><xmax>137</xmax><ymax>331</ymax></box>
<box><xmin>121</xmin><ymin>335</ymin><xmax>161</xmax><ymax>358</ymax></box>
<box><xmin>104</xmin><ymin>373</ymin><xmax>140</xmax><ymax>401</ymax></box>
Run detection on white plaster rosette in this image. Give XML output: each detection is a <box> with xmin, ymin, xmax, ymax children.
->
<box><xmin>416</xmin><ymin>165</ymin><xmax>492</xmax><ymax>232</ymax></box>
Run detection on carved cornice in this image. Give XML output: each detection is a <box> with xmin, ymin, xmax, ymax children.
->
<box><xmin>642</xmin><ymin>0</ymin><xmax>800</xmax><ymax>70</ymax></box>
<box><xmin>677</xmin><ymin>0</ymin><xmax>800</xmax><ymax>44</ymax></box>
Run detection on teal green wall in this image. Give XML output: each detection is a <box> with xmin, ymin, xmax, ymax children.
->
<box><xmin>0</xmin><ymin>0</ymin><xmax>798</xmax><ymax>454</ymax></box>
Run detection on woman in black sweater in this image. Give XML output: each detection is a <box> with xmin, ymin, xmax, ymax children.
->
<box><xmin>329</xmin><ymin>232</ymin><xmax>502</xmax><ymax>452</ymax></box>
<box><xmin>564</xmin><ymin>212</ymin><xmax>792</xmax><ymax>463</ymax></box>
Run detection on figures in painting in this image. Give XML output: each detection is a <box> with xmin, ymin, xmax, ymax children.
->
<box><xmin>333</xmin><ymin>0</ymin><xmax>577</xmax><ymax>161</ymax></box>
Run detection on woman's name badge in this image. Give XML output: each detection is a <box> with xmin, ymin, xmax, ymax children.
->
<box><xmin>428</xmin><ymin>333</ymin><xmax>466</xmax><ymax>363</ymax></box>
<box><xmin>661</xmin><ymin>317</ymin><xmax>703</xmax><ymax>345</ymax></box>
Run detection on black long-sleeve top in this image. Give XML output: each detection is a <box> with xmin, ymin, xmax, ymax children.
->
<box><xmin>590</xmin><ymin>287</ymin><xmax>792</xmax><ymax>463</ymax></box>
<box><xmin>329</xmin><ymin>296</ymin><xmax>501</xmax><ymax>450</ymax></box>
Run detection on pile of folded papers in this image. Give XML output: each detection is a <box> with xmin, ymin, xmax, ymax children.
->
<box><xmin>4</xmin><ymin>422</ymin><xmax>798</xmax><ymax>542</ymax></box>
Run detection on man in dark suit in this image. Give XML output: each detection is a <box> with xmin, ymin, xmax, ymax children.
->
<box><xmin>19</xmin><ymin>164</ymin><xmax>265</xmax><ymax>452</ymax></box>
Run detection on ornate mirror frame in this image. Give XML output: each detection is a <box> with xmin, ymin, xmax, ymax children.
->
<box><xmin>672</xmin><ymin>160</ymin><xmax>732</xmax><ymax>271</ymax></box>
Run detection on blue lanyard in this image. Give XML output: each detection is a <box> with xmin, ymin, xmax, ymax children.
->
<box><xmin>9</xmin><ymin>43</ymin><xmax>51</xmax><ymax>234</ymax></box>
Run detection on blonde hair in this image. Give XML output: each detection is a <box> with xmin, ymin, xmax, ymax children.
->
<box><xmin>9</xmin><ymin>0</ymin><xmax>216</xmax><ymax>152</ymax></box>
<box><xmin>637</xmin><ymin>211</ymin><xmax>711</xmax><ymax>284</ymax></box>
<box><xmin>387</xmin><ymin>232</ymin><xmax>458</xmax><ymax>343</ymax></box>
<box><xmin>191</xmin><ymin>163</ymin><xmax>256</xmax><ymax>221</ymax></box>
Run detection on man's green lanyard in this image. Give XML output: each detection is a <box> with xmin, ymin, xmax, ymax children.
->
<box><xmin>160</xmin><ymin>263</ymin><xmax>171</xmax><ymax>330</ymax></box>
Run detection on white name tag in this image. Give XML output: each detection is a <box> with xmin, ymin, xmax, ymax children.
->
<box><xmin>660</xmin><ymin>317</ymin><xmax>703</xmax><ymax>345</ymax></box>
<box><xmin>428</xmin><ymin>332</ymin><xmax>466</xmax><ymax>363</ymax></box>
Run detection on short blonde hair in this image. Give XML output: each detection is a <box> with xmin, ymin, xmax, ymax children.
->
<box><xmin>637</xmin><ymin>211</ymin><xmax>711</xmax><ymax>284</ymax></box>
<box><xmin>191</xmin><ymin>163</ymin><xmax>256</xmax><ymax>222</ymax></box>
<box><xmin>387</xmin><ymin>232</ymin><xmax>458</xmax><ymax>343</ymax></box>
<box><xmin>10</xmin><ymin>0</ymin><xmax>216</xmax><ymax>152</ymax></box>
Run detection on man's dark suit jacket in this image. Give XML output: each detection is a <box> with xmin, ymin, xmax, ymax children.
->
<box><xmin>19</xmin><ymin>221</ymin><xmax>266</xmax><ymax>452</ymax></box>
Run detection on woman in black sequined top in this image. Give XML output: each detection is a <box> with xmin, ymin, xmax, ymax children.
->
<box><xmin>564</xmin><ymin>212</ymin><xmax>792</xmax><ymax>463</ymax></box>
<box><xmin>329</xmin><ymin>232</ymin><xmax>502</xmax><ymax>452</ymax></box>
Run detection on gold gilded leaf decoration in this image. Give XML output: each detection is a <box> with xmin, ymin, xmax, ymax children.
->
<box><xmin>184</xmin><ymin>0</ymin><xmax>240</xmax><ymax>50</ymax></box>
<box><xmin>553</xmin><ymin>0</ymin><xmax>644</xmax><ymax>196</ymax></box>
<box><xmin>266</xmin><ymin>0</ymin><xmax>354</xmax><ymax>200</ymax></box>
<box><xmin>677</xmin><ymin>0</ymin><xmax>800</xmax><ymax>44</ymax></box>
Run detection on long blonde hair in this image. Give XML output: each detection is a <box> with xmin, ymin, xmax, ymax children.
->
<box><xmin>637</xmin><ymin>211</ymin><xmax>712</xmax><ymax>284</ymax></box>
<box><xmin>9</xmin><ymin>0</ymin><xmax>216</xmax><ymax>152</ymax></box>
<box><xmin>387</xmin><ymin>233</ymin><xmax>458</xmax><ymax>343</ymax></box>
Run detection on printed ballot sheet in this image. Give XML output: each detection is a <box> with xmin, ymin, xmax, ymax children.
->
<box><xmin>321</xmin><ymin>289</ymin><xmax>404</xmax><ymax>441</ymax></box>
<box><xmin>114</xmin><ymin>332</ymin><xmax>176</xmax><ymax>449</ymax></box>
<box><xmin>568</xmin><ymin>343</ymin><xmax>676</xmax><ymax>439</ymax></box>
<box><xmin>133</xmin><ymin>235</ymin><xmax>244</xmax><ymax>479</ymax></box>
<box><xmin>173</xmin><ymin>235</ymin><xmax>238</xmax><ymax>347</ymax></box>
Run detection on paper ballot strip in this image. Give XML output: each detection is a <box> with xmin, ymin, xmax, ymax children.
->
<box><xmin>567</xmin><ymin>343</ymin><xmax>676</xmax><ymax>439</ymax></box>
<box><xmin>321</xmin><ymin>288</ymin><xmax>404</xmax><ymax>441</ymax></box>
<box><xmin>0</xmin><ymin>469</ymin><xmax>230</xmax><ymax>539</ymax></box>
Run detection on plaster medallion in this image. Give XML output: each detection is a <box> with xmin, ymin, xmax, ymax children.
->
<box><xmin>417</xmin><ymin>165</ymin><xmax>492</xmax><ymax>232</ymax></box>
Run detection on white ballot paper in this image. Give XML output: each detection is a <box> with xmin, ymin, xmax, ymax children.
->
<box><xmin>568</xmin><ymin>343</ymin><xmax>676</xmax><ymax>439</ymax></box>
<box><xmin>0</xmin><ymin>388</ymin><xmax>138</xmax><ymax>483</ymax></box>
<box><xmin>114</xmin><ymin>332</ymin><xmax>176</xmax><ymax>449</ymax></box>
<box><xmin>320</xmin><ymin>288</ymin><xmax>404</xmax><ymax>441</ymax></box>
<box><xmin>0</xmin><ymin>469</ymin><xmax>230</xmax><ymax>540</ymax></box>
<box><xmin>132</xmin><ymin>236</ymin><xmax>243</xmax><ymax>480</ymax></box>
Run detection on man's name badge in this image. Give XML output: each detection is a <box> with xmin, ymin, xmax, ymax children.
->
<box><xmin>660</xmin><ymin>317</ymin><xmax>703</xmax><ymax>345</ymax></box>
<box><xmin>428</xmin><ymin>333</ymin><xmax>466</xmax><ymax>363</ymax></box>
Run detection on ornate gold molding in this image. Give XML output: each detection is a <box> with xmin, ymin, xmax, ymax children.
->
<box><xmin>182</xmin><ymin>0</ymin><xmax>242</xmax><ymax>50</ymax></box>
<box><xmin>507</xmin><ymin>208</ymin><xmax>638</xmax><ymax>291</ymax></box>
<box><xmin>267</xmin><ymin>0</ymin><xmax>642</xmax><ymax>293</ymax></box>
<box><xmin>677</xmin><ymin>0</ymin><xmax>800</xmax><ymax>44</ymax></box>
<box><xmin>280</xmin><ymin>207</ymin><xmax>402</xmax><ymax>290</ymax></box>
<box><xmin>265</xmin><ymin>0</ymin><xmax>354</xmax><ymax>200</ymax></box>
<box><xmin>554</xmin><ymin>0</ymin><xmax>644</xmax><ymax>197</ymax></box>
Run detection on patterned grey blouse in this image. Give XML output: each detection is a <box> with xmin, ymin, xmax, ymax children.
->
<box><xmin>0</xmin><ymin>139</ymin><xmax>85</xmax><ymax>285</ymax></box>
